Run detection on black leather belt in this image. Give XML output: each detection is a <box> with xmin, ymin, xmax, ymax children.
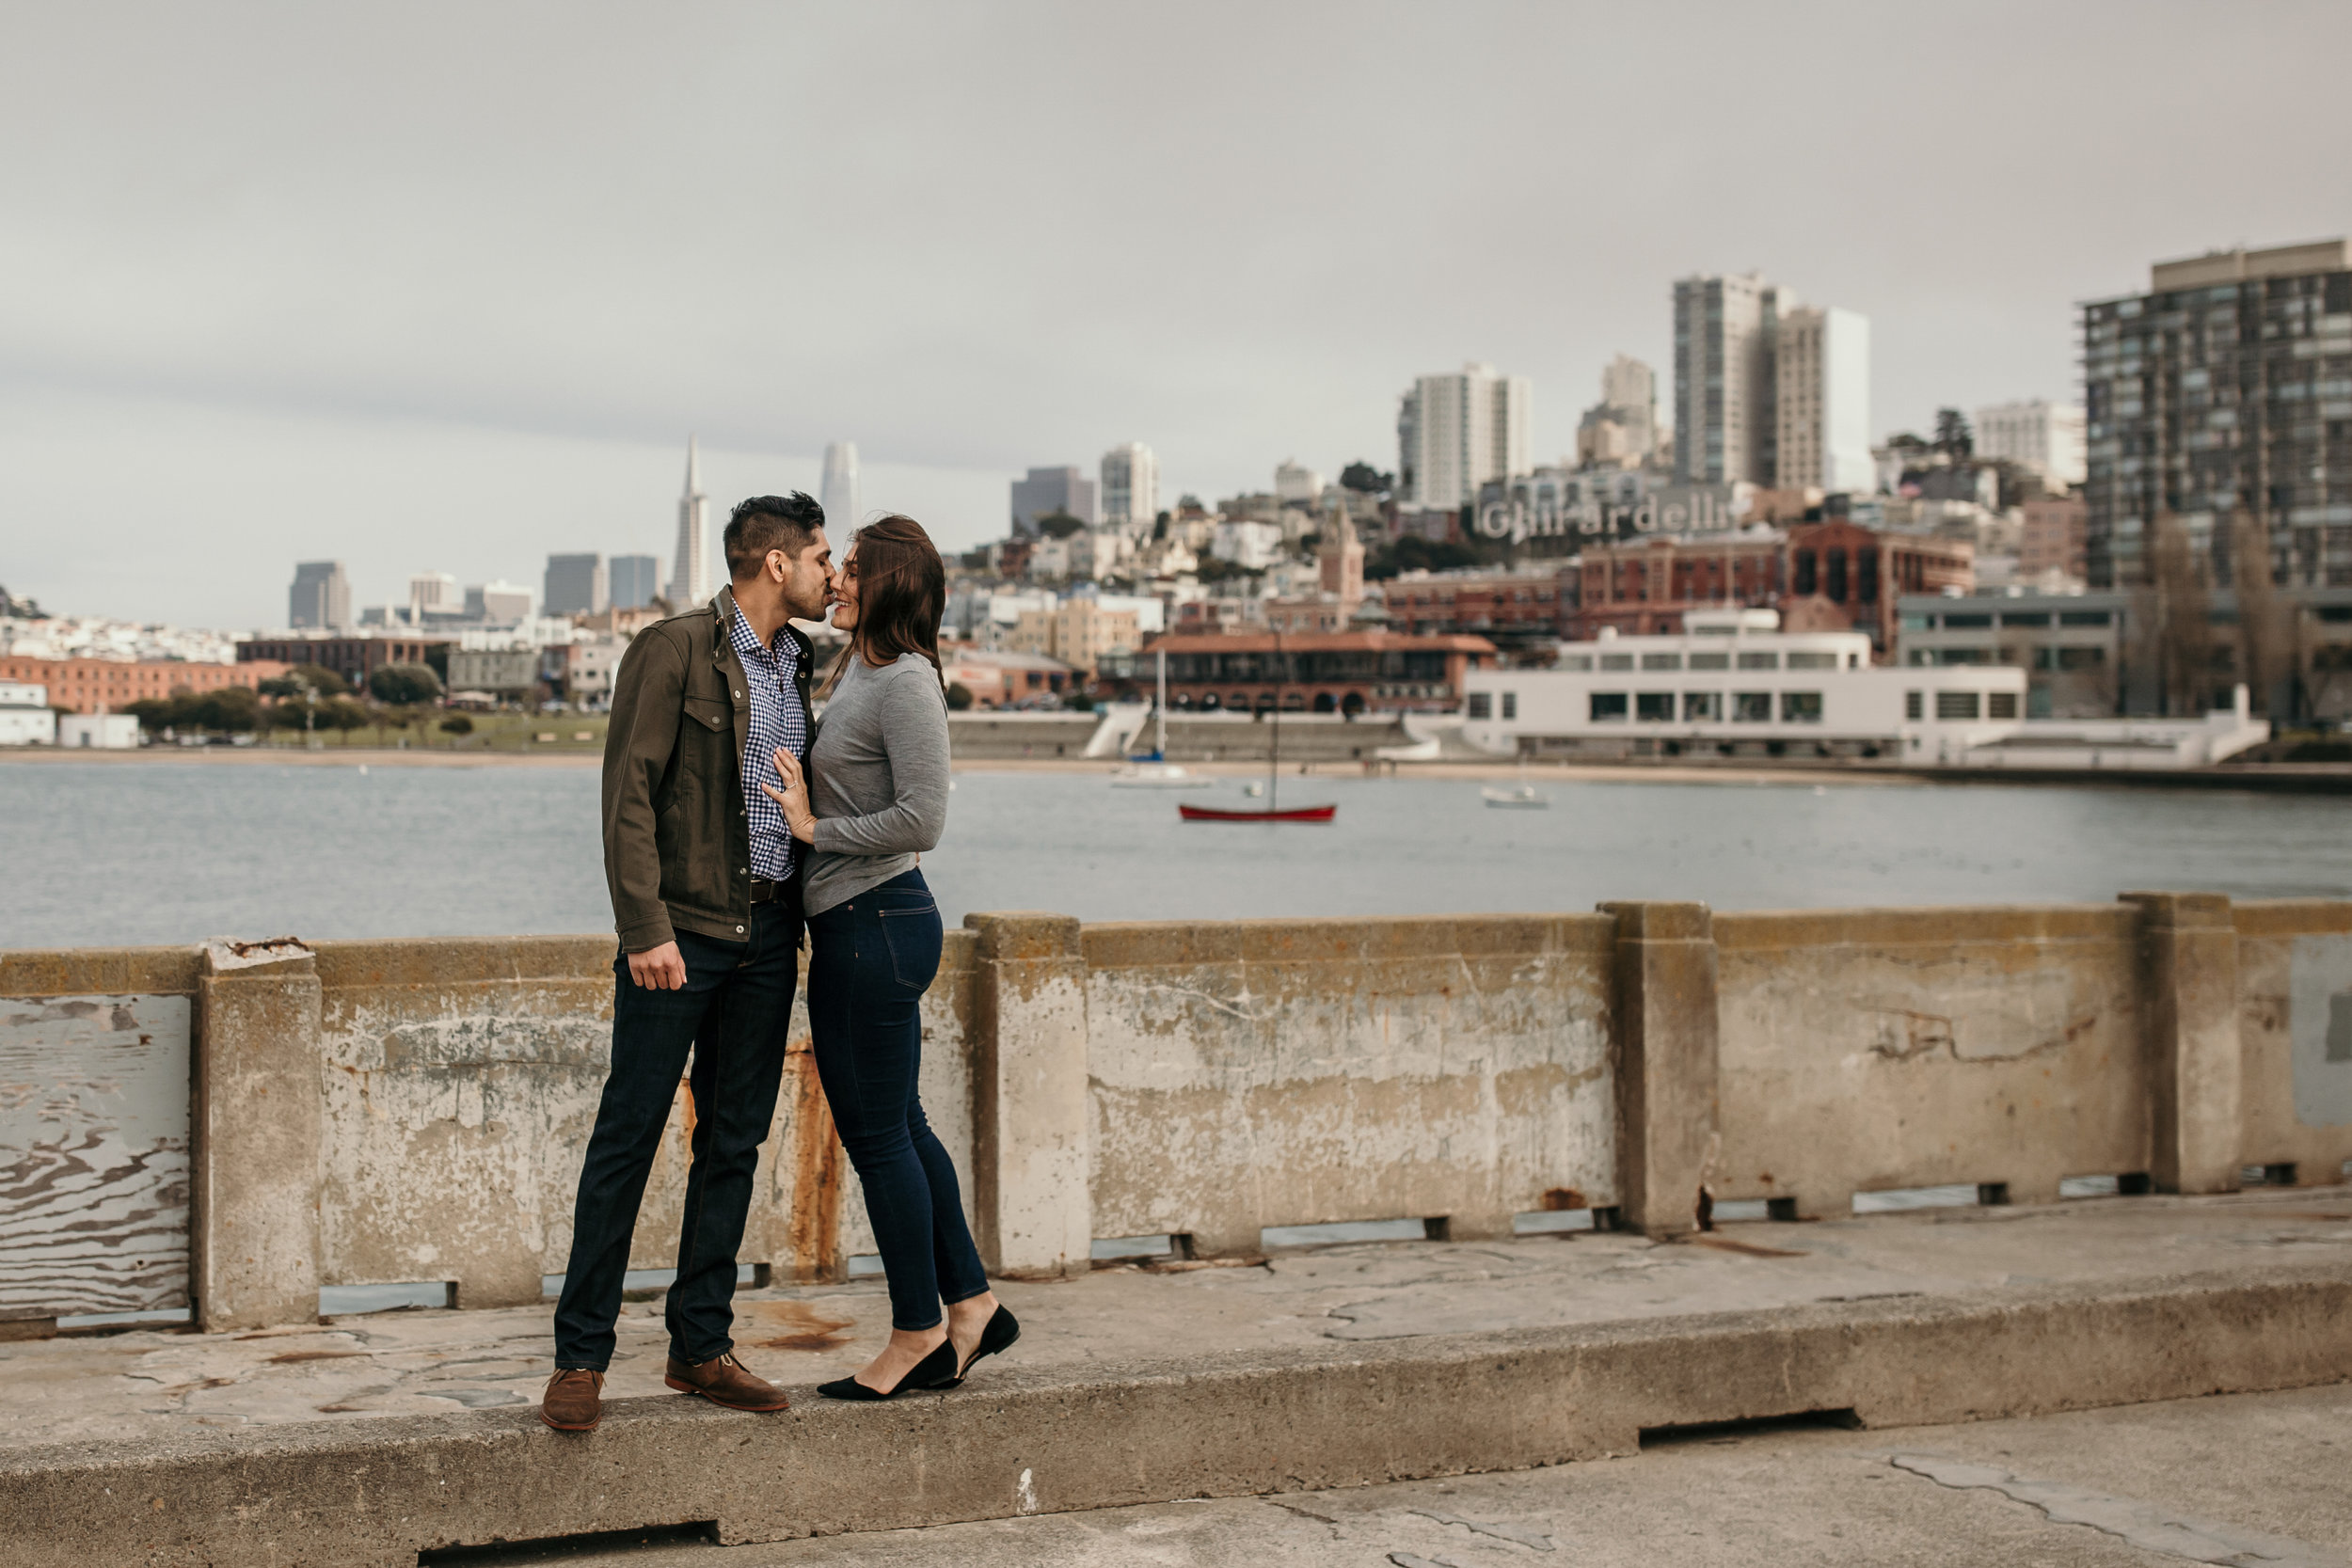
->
<box><xmin>749</xmin><ymin>878</ymin><xmax>795</xmax><ymax>907</ymax></box>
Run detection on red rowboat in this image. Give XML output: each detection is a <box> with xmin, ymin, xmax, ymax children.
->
<box><xmin>1179</xmin><ymin>802</ymin><xmax>1337</xmax><ymax>823</ymax></box>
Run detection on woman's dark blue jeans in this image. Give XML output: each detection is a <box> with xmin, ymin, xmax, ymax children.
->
<box><xmin>806</xmin><ymin>869</ymin><xmax>989</xmax><ymax>1331</ymax></box>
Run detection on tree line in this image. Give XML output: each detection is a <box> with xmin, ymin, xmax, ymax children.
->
<box><xmin>124</xmin><ymin>661</ymin><xmax>463</xmax><ymax>742</ymax></box>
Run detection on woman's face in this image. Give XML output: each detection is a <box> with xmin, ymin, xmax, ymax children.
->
<box><xmin>828</xmin><ymin>543</ymin><xmax>861</xmax><ymax>634</ymax></box>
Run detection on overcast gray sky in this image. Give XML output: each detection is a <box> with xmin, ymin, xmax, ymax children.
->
<box><xmin>6</xmin><ymin>1</ymin><xmax>2349</xmax><ymax>629</ymax></box>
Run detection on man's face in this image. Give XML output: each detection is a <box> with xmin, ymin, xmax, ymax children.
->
<box><xmin>771</xmin><ymin>530</ymin><xmax>834</xmax><ymax>622</ymax></box>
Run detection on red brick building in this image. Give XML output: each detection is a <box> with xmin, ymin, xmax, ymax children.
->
<box><xmin>1149</xmin><ymin>630</ymin><xmax>1496</xmax><ymax>716</ymax></box>
<box><xmin>1378</xmin><ymin>570</ymin><xmax>1575</xmax><ymax>651</ymax></box>
<box><xmin>235</xmin><ymin>635</ymin><xmax>451</xmax><ymax>688</ymax></box>
<box><xmin>0</xmin><ymin>657</ymin><xmax>291</xmax><ymax>716</ymax></box>
<box><xmin>1572</xmin><ymin>522</ymin><xmax>1972</xmax><ymax>653</ymax></box>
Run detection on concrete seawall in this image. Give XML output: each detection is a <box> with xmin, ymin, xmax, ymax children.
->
<box><xmin>5</xmin><ymin>895</ymin><xmax>2350</xmax><ymax>1335</ymax></box>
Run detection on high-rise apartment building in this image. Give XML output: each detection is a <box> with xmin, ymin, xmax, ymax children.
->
<box><xmin>1975</xmin><ymin>399</ymin><xmax>2087</xmax><ymax>488</ymax></box>
<box><xmin>544</xmin><ymin>553</ymin><xmax>609</xmax><ymax>617</ymax></box>
<box><xmin>2082</xmin><ymin>239</ymin><xmax>2352</xmax><ymax>588</ymax></box>
<box><xmin>671</xmin><ymin>436</ymin><xmax>710</xmax><ymax>607</ymax></box>
<box><xmin>1577</xmin><ymin>355</ymin><xmax>1661</xmax><ymax>469</ymax></box>
<box><xmin>1397</xmin><ymin>363</ymin><xmax>1532</xmax><ymax>509</ymax></box>
<box><xmin>1774</xmin><ymin>307</ymin><xmax>1873</xmax><ymax>494</ymax></box>
<box><xmin>1674</xmin><ymin>273</ymin><xmax>1789</xmax><ymax>485</ymax></box>
<box><xmin>609</xmin><ymin>554</ymin><xmax>662</xmax><ymax>610</ymax></box>
<box><xmin>288</xmin><ymin>561</ymin><xmax>350</xmax><ymax>631</ymax></box>
<box><xmin>821</xmin><ymin>441</ymin><xmax>861</xmax><ymax>531</ymax></box>
<box><xmin>1099</xmin><ymin>443</ymin><xmax>1158</xmax><ymax>531</ymax></box>
<box><xmin>1010</xmin><ymin>466</ymin><xmax>1099</xmax><ymax>535</ymax></box>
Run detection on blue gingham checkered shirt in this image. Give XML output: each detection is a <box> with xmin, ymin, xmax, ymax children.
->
<box><xmin>726</xmin><ymin>606</ymin><xmax>808</xmax><ymax>881</ymax></box>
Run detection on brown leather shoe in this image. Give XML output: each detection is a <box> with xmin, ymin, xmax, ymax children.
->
<box><xmin>664</xmin><ymin>1351</ymin><xmax>790</xmax><ymax>1412</ymax></box>
<box><xmin>540</xmin><ymin>1368</ymin><xmax>604</xmax><ymax>1432</ymax></box>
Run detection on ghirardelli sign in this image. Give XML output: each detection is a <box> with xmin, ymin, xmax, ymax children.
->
<box><xmin>1476</xmin><ymin>483</ymin><xmax>1750</xmax><ymax>546</ymax></box>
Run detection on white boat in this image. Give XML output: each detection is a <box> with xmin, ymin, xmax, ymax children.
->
<box><xmin>1481</xmin><ymin>784</ymin><xmax>1549</xmax><ymax>809</ymax></box>
<box><xmin>1111</xmin><ymin>649</ymin><xmax>1215</xmax><ymax>789</ymax></box>
<box><xmin>1111</xmin><ymin>763</ymin><xmax>1212</xmax><ymax>789</ymax></box>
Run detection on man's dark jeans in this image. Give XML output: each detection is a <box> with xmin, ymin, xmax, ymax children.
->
<box><xmin>553</xmin><ymin>898</ymin><xmax>799</xmax><ymax>1371</ymax></box>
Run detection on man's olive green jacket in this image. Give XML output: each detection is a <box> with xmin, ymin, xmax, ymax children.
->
<box><xmin>600</xmin><ymin>587</ymin><xmax>814</xmax><ymax>952</ymax></box>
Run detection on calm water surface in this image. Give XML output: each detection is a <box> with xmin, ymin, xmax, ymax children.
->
<box><xmin>3</xmin><ymin>761</ymin><xmax>2347</xmax><ymax>949</ymax></box>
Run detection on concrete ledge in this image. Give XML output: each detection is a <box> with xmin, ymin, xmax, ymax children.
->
<box><xmin>1714</xmin><ymin>903</ymin><xmax>2133</xmax><ymax>950</ymax></box>
<box><xmin>0</xmin><ymin>943</ymin><xmax>202</xmax><ymax>996</ymax></box>
<box><xmin>6</xmin><ymin>1264</ymin><xmax>2346</xmax><ymax>1567</ymax></box>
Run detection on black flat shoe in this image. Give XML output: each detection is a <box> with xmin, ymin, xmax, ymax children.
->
<box><xmin>817</xmin><ymin>1338</ymin><xmax>958</xmax><ymax>1402</ymax></box>
<box><xmin>948</xmin><ymin>1305</ymin><xmax>1020</xmax><ymax>1385</ymax></box>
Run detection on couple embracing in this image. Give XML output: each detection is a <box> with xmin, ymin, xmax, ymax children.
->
<box><xmin>540</xmin><ymin>494</ymin><xmax>1014</xmax><ymax>1433</ymax></box>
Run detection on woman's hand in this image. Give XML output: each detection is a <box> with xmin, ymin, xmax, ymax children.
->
<box><xmin>761</xmin><ymin>745</ymin><xmax>818</xmax><ymax>844</ymax></box>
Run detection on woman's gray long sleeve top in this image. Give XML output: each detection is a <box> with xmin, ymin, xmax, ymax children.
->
<box><xmin>803</xmin><ymin>651</ymin><xmax>950</xmax><ymax>916</ymax></box>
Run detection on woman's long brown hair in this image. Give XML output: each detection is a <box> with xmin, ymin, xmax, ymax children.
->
<box><xmin>823</xmin><ymin>514</ymin><xmax>945</xmax><ymax>694</ymax></box>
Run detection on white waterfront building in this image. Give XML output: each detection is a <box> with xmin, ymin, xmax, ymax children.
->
<box><xmin>1460</xmin><ymin>610</ymin><xmax>2026</xmax><ymax>760</ymax></box>
<box><xmin>0</xmin><ymin>681</ymin><xmax>56</xmax><ymax>746</ymax></box>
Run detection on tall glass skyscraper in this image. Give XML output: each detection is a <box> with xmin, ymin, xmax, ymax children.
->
<box><xmin>821</xmin><ymin>441</ymin><xmax>860</xmax><ymax>532</ymax></box>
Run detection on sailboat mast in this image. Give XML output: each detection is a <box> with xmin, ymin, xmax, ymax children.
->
<box><xmin>1156</xmin><ymin>645</ymin><xmax>1168</xmax><ymax>760</ymax></box>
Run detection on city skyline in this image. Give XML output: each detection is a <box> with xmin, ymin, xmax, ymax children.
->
<box><xmin>5</xmin><ymin>4</ymin><xmax>2348</xmax><ymax>628</ymax></box>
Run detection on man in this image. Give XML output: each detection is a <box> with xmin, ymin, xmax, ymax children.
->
<box><xmin>542</xmin><ymin>493</ymin><xmax>834</xmax><ymax>1433</ymax></box>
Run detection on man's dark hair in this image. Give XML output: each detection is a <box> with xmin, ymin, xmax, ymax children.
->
<box><xmin>724</xmin><ymin>493</ymin><xmax>826</xmax><ymax>580</ymax></box>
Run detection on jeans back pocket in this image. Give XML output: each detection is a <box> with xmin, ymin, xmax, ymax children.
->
<box><xmin>878</xmin><ymin>904</ymin><xmax>944</xmax><ymax>993</ymax></box>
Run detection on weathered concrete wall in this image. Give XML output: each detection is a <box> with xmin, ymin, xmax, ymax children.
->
<box><xmin>1080</xmin><ymin>914</ymin><xmax>1617</xmax><ymax>1254</ymax></box>
<box><xmin>311</xmin><ymin>932</ymin><xmax>979</xmax><ymax>1302</ymax></box>
<box><xmin>0</xmin><ymin>947</ymin><xmax>198</xmax><ymax>1324</ymax></box>
<box><xmin>8</xmin><ymin>893</ymin><xmax>2352</xmax><ymax>1329</ymax></box>
<box><xmin>1712</xmin><ymin>905</ymin><xmax>2151</xmax><ymax>1214</ymax></box>
<box><xmin>2235</xmin><ymin>899</ymin><xmax>2352</xmax><ymax>1180</ymax></box>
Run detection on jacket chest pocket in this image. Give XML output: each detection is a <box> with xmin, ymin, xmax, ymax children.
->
<box><xmin>683</xmin><ymin>696</ymin><xmax>732</xmax><ymax>735</ymax></box>
<box><xmin>679</xmin><ymin>697</ymin><xmax>734</xmax><ymax>784</ymax></box>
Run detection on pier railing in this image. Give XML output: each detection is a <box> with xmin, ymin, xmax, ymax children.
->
<box><xmin>3</xmin><ymin>894</ymin><xmax>2348</xmax><ymax>1331</ymax></box>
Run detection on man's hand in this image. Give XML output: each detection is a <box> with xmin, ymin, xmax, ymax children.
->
<box><xmin>627</xmin><ymin>941</ymin><xmax>688</xmax><ymax>990</ymax></box>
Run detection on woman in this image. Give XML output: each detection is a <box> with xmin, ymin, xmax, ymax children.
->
<box><xmin>763</xmin><ymin>514</ymin><xmax>1017</xmax><ymax>1400</ymax></box>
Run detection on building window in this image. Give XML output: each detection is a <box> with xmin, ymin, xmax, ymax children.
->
<box><xmin>1590</xmin><ymin>692</ymin><xmax>1629</xmax><ymax>721</ymax></box>
<box><xmin>1943</xmin><ymin>613</ymin><xmax>1993</xmax><ymax>629</ymax></box>
<box><xmin>2059</xmin><ymin>610</ymin><xmax>2112</xmax><ymax>626</ymax></box>
<box><xmin>1736</xmin><ymin>651</ymin><xmax>1778</xmax><ymax>670</ymax></box>
<box><xmin>1786</xmin><ymin>651</ymin><xmax>1837</xmax><ymax>670</ymax></box>
<box><xmin>1599</xmin><ymin>653</ymin><xmax>1634</xmax><ymax>671</ymax></box>
<box><xmin>1636</xmin><ymin>692</ymin><xmax>1674</xmax><ymax>721</ymax></box>
<box><xmin>1559</xmin><ymin>654</ymin><xmax>1593</xmax><ymax>671</ymax></box>
<box><xmin>1468</xmin><ymin>692</ymin><xmax>1492</xmax><ymax>720</ymax></box>
<box><xmin>1935</xmin><ymin>690</ymin><xmax>1980</xmax><ymax>720</ymax></box>
<box><xmin>1641</xmin><ymin>653</ymin><xmax>1681</xmax><ymax>671</ymax></box>
<box><xmin>1988</xmin><ymin>691</ymin><xmax>2019</xmax><ymax>719</ymax></box>
<box><xmin>1688</xmin><ymin>651</ymin><xmax>1730</xmax><ymax>671</ymax></box>
<box><xmin>1732</xmin><ymin>691</ymin><xmax>1772</xmax><ymax>722</ymax></box>
<box><xmin>1501</xmin><ymin>692</ymin><xmax>1518</xmax><ymax>720</ymax></box>
<box><xmin>1683</xmin><ymin>691</ymin><xmax>1722</xmax><ymax>721</ymax></box>
<box><xmin>1905</xmin><ymin>689</ymin><xmax>1923</xmax><ymax>720</ymax></box>
<box><xmin>1780</xmin><ymin>691</ymin><xmax>1823</xmax><ymax>723</ymax></box>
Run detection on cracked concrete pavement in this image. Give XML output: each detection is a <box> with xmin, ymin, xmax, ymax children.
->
<box><xmin>516</xmin><ymin>1383</ymin><xmax>2352</xmax><ymax>1567</ymax></box>
<box><xmin>4</xmin><ymin>1186</ymin><xmax>2349</xmax><ymax>1449</ymax></box>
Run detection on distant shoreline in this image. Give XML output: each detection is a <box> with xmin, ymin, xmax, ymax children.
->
<box><xmin>6</xmin><ymin>745</ymin><xmax>2341</xmax><ymax>793</ymax></box>
<box><xmin>0</xmin><ymin>745</ymin><xmax>1910</xmax><ymax>787</ymax></box>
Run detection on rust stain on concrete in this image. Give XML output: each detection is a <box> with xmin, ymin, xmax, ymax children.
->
<box><xmin>784</xmin><ymin>1037</ymin><xmax>842</xmax><ymax>1282</ymax></box>
<box><xmin>746</xmin><ymin>1298</ymin><xmax>853</xmax><ymax>1351</ymax></box>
